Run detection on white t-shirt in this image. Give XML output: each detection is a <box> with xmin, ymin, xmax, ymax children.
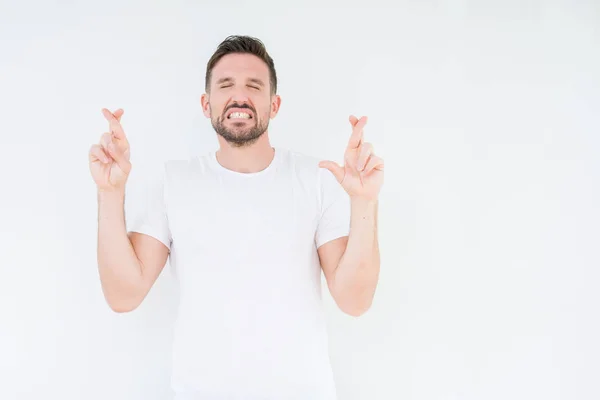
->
<box><xmin>127</xmin><ymin>147</ymin><xmax>351</xmax><ymax>400</ymax></box>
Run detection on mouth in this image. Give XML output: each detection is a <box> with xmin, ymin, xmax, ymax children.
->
<box><xmin>226</xmin><ymin>108</ymin><xmax>253</xmax><ymax>120</ymax></box>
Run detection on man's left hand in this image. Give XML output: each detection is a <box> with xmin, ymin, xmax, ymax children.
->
<box><xmin>319</xmin><ymin>115</ymin><xmax>384</xmax><ymax>201</ymax></box>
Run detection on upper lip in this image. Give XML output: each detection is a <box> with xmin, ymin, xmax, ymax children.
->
<box><xmin>226</xmin><ymin>107</ymin><xmax>253</xmax><ymax>119</ymax></box>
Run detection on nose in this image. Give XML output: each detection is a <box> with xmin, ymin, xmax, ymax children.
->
<box><xmin>229</xmin><ymin>85</ymin><xmax>252</xmax><ymax>104</ymax></box>
<box><xmin>227</xmin><ymin>94</ymin><xmax>253</xmax><ymax>112</ymax></box>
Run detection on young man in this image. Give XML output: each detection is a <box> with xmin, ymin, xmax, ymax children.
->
<box><xmin>89</xmin><ymin>35</ymin><xmax>384</xmax><ymax>400</ymax></box>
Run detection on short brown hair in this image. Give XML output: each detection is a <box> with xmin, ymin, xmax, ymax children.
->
<box><xmin>205</xmin><ymin>35</ymin><xmax>278</xmax><ymax>95</ymax></box>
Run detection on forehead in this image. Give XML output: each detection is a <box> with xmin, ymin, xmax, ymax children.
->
<box><xmin>211</xmin><ymin>53</ymin><xmax>269</xmax><ymax>84</ymax></box>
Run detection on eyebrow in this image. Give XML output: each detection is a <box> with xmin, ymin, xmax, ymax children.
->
<box><xmin>215</xmin><ymin>77</ymin><xmax>265</xmax><ymax>87</ymax></box>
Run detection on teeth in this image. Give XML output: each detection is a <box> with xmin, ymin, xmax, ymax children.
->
<box><xmin>228</xmin><ymin>112</ymin><xmax>251</xmax><ymax>119</ymax></box>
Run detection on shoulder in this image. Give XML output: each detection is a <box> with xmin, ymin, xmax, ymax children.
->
<box><xmin>277</xmin><ymin>147</ymin><xmax>342</xmax><ymax>208</ymax></box>
<box><xmin>160</xmin><ymin>152</ymin><xmax>214</xmax><ymax>183</ymax></box>
<box><xmin>280</xmin><ymin>147</ymin><xmax>320</xmax><ymax>167</ymax></box>
<box><xmin>277</xmin><ymin>147</ymin><xmax>329</xmax><ymax>182</ymax></box>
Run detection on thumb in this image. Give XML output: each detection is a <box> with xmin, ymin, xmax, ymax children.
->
<box><xmin>319</xmin><ymin>160</ymin><xmax>345</xmax><ymax>183</ymax></box>
<box><xmin>107</xmin><ymin>142</ymin><xmax>131</xmax><ymax>174</ymax></box>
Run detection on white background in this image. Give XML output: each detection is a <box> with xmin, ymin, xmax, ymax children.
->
<box><xmin>1</xmin><ymin>1</ymin><xmax>599</xmax><ymax>399</ymax></box>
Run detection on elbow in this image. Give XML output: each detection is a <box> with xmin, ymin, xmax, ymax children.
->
<box><xmin>108</xmin><ymin>301</ymin><xmax>139</xmax><ymax>313</ymax></box>
<box><xmin>330</xmin><ymin>278</ymin><xmax>377</xmax><ymax>317</ymax></box>
<box><xmin>339</xmin><ymin>300</ymin><xmax>373</xmax><ymax>317</ymax></box>
<box><xmin>101</xmin><ymin>285</ymin><xmax>143</xmax><ymax>313</ymax></box>
<box><xmin>333</xmin><ymin>289</ymin><xmax>374</xmax><ymax>317</ymax></box>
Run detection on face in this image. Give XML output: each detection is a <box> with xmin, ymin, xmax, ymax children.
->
<box><xmin>201</xmin><ymin>53</ymin><xmax>281</xmax><ymax>148</ymax></box>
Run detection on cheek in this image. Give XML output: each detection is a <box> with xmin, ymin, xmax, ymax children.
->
<box><xmin>208</xmin><ymin>103</ymin><xmax>224</xmax><ymax>119</ymax></box>
<box><xmin>259</xmin><ymin>99</ymin><xmax>274</xmax><ymax>117</ymax></box>
<box><xmin>207</xmin><ymin>95</ymin><xmax>225</xmax><ymax>115</ymax></box>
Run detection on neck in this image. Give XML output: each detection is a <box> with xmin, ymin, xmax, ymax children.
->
<box><xmin>215</xmin><ymin>133</ymin><xmax>275</xmax><ymax>173</ymax></box>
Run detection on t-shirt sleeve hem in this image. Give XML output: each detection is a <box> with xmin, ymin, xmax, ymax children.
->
<box><xmin>315</xmin><ymin>228</ymin><xmax>350</xmax><ymax>249</ymax></box>
<box><xmin>128</xmin><ymin>224</ymin><xmax>171</xmax><ymax>250</ymax></box>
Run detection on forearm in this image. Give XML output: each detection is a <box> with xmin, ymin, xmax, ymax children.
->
<box><xmin>97</xmin><ymin>190</ymin><xmax>143</xmax><ymax>308</ymax></box>
<box><xmin>333</xmin><ymin>198</ymin><xmax>380</xmax><ymax>315</ymax></box>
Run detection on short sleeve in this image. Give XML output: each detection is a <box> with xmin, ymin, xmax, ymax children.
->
<box><xmin>315</xmin><ymin>167</ymin><xmax>351</xmax><ymax>249</ymax></box>
<box><xmin>125</xmin><ymin>163</ymin><xmax>172</xmax><ymax>250</ymax></box>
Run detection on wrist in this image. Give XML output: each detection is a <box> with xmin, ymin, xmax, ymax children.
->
<box><xmin>350</xmin><ymin>196</ymin><xmax>378</xmax><ymax>209</ymax></box>
<box><xmin>98</xmin><ymin>187</ymin><xmax>125</xmax><ymax>202</ymax></box>
<box><xmin>350</xmin><ymin>197</ymin><xmax>378</xmax><ymax>222</ymax></box>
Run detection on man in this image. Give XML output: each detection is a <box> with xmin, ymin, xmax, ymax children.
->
<box><xmin>88</xmin><ymin>35</ymin><xmax>384</xmax><ymax>399</ymax></box>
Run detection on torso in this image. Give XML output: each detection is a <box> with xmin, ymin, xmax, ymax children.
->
<box><xmin>163</xmin><ymin>147</ymin><xmax>338</xmax><ymax>399</ymax></box>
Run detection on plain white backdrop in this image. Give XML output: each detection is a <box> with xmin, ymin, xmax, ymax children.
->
<box><xmin>1</xmin><ymin>1</ymin><xmax>599</xmax><ymax>399</ymax></box>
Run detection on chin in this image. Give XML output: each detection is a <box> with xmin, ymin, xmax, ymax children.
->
<box><xmin>212</xmin><ymin>115</ymin><xmax>267</xmax><ymax>147</ymax></box>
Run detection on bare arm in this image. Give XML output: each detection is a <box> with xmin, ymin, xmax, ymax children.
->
<box><xmin>318</xmin><ymin>114</ymin><xmax>384</xmax><ymax>317</ymax></box>
<box><xmin>318</xmin><ymin>198</ymin><xmax>380</xmax><ymax>317</ymax></box>
<box><xmin>97</xmin><ymin>190</ymin><xmax>169</xmax><ymax>313</ymax></box>
<box><xmin>90</xmin><ymin>108</ymin><xmax>169</xmax><ymax>313</ymax></box>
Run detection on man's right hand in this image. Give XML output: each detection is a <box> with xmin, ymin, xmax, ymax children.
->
<box><xmin>89</xmin><ymin>108</ymin><xmax>132</xmax><ymax>192</ymax></box>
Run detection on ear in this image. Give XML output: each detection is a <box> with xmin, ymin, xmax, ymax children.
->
<box><xmin>270</xmin><ymin>94</ymin><xmax>281</xmax><ymax>119</ymax></box>
<box><xmin>200</xmin><ymin>93</ymin><xmax>211</xmax><ymax>118</ymax></box>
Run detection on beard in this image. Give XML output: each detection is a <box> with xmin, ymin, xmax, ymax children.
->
<box><xmin>211</xmin><ymin>104</ymin><xmax>269</xmax><ymax>148</ymax></box>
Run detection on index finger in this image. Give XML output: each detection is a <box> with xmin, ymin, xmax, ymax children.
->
<box><xmin>101</xmin><ymin>108</ymin><xmax>126</xmax><ymax>140</ymax></box>
<box><xmin>347</xmin><ymin>115</ymin><xmax>367</xmax><ymax>149</ymax></box>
